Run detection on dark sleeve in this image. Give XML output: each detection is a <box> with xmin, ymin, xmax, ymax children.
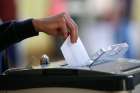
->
<box><xmin>0</xmin><ymin>19</ymin><xmax>39</xmax><ymax>52</ymax></box>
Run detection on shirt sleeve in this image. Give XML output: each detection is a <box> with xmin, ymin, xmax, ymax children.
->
<box><xmin>0</xmin><ymin>19</ymin><xmax>39</xmax><ymax>52</ymax></box>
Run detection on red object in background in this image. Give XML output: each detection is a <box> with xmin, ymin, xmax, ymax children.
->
<box><xmin>0</xmin><ymin>0</ymin><xmax>17</xmax><ymax>71</ymax></box>
<box><xmin>0</xmin><ymin>0</ymin><xmax>16</xmax><ymax>22</ymax></box>
<box><xmin>49</xmin><ymin>0</ymin><xmax>67</xmax><ymax>15</ymax></box>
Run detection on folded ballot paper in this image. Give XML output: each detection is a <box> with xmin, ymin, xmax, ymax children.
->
<box><xmin>61</xmin><ymin>36</ymin><xmax>92</xmax><ymax>66</ymax></box>
<box><xmin>61</xmin><ymin>36</ymin><xmax>128</xmax><ymax>67</ymax></box>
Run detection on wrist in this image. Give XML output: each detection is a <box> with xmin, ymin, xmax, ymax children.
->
<box><xmin>32</xmin><ymin>19</ymin><xmax>41</xmax><ymax>32</ymax></box>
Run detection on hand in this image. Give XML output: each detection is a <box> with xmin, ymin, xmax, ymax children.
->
<box><xmin>32</xmin><ymin>12</ymin><xmax>78</xmax><ymax>43</ymax></box>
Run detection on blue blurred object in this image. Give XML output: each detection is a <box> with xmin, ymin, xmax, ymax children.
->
<box><xmin>114</xmin><ymin>18</ymin><xmax>136</xmax><ymax>58</ymax></box>
<box><xmin>114</xmin><ymin>0</ymin><xmax>135</xmax><ymax>58</ymax></box>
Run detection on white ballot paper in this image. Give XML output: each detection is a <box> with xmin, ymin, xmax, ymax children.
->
<box><xmin>61</xmin><ymin>36</ymin><xmax>91</xmax><ymax>66</ymax></box>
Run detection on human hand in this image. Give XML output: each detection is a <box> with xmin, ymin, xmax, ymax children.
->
<box><xmin>32</xmin><ymin>12</ymin><xmax>78</xmax><ymax>43</ymax></box>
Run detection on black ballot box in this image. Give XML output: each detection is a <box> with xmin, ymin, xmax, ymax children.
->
<box><xmin>1</xmin><ymin>59</ymin><xmax>140</xmax><ymax>93</ymax></box>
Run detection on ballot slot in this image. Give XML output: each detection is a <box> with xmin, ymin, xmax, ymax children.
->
<box><xmin>60</xmin><ymin>36</ymin><xmax>140</xmax><ymax>74</ymax></box>
<box><xmin>4</xmin><ymin>37</ymin><xmax>140</xmax><ymax>75</ymax></box>
<box><xmin>61</xmin><ymin>36</ymin><xmax>128</xmax><ymax>67</ymax></box>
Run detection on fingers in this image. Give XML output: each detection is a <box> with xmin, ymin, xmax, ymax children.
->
<box><xmin>60</xmin><ymin>12</ymin><xmax>78</xmax><ymax>43</ymax></box>
<box><xmin>59</xmin><ymin>18</ymin><xmax>68</xmax><ymax>39</ymax></box>
<box><xmin>39</xmin><ymin>12</ymin><xmax>78</xmax><ymax>43</ymax></box>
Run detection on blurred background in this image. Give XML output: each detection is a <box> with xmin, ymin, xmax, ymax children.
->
<box><xmin>0</xmin><ymin>0</ymin><xmax>140</xmax><ymax>72</ymax></box>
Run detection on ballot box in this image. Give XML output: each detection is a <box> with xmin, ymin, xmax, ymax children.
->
<box><xmin>1</xmin><ymin>59</ymin><xmax>140</xmax><ymax>93</ymax></box>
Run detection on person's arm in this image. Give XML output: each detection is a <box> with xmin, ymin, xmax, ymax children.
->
<box><xmin>0</xmin><ymin>12</ymin><xmax>78</xmax><ymax>52</ymax></box>
<box><xmin>0</xmin><ymin>19</ymin><xmax>39</xmax><ymax>52</ymax></box>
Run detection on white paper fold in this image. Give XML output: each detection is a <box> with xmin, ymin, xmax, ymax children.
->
<box><xmin>61</xmin><ymin>36</ymin><xmax>91</xmax><ymax>66</ymax></box>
